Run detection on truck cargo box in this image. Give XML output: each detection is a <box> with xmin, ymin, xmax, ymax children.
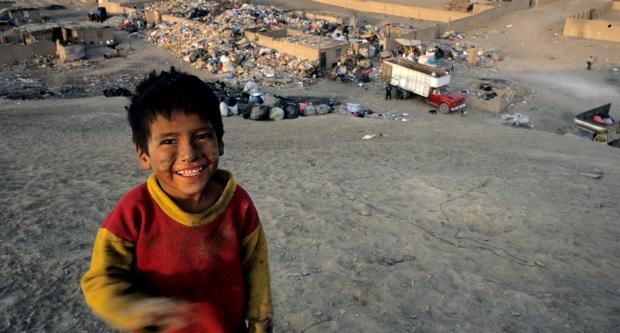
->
<box><xmin>382</xmin><ymin>58</ymin><xmax>450</xmax><ymax>97</ymax></box>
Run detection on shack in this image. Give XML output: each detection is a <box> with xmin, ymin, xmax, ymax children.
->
<box><xmin>380</xmin><ymin>24</ymin><xmax>420</xmax><ymax>51</ymax></box>
<box><xmin>0</xmin><ymin>23</ymin><xmax>57</xmax><ymax>64</ymax></box>
<box><xmin>0</xmin><ymin>5</ymin><xmax>41</xmax><ymax>26</ymax></box>
<box><xmin>13</xmin><ymin>23</ymin><xmax>61</xmax><ymax>45</ymax></box>
<box><xmin>0</xmin><ymin>1</ymin><xmax>15</xmax><ymax>10</ymax></box>
<box><xmin>245</xmin><ymin>29</ymin><xmax>349</xmax><ymax>70</ymax></box>
<box><xmin>61</xmin><ymin>22</ymin><xmax>114</xmax><ymax>46</ymax></box>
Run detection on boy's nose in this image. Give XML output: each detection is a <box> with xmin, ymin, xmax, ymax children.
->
<box><xmin>179</xmin><ymin>141</ymin><xmax>199</xmax><ymax>162</ymax></box>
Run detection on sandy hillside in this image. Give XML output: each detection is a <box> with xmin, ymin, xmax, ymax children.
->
<box><xmin>1</xmin><ymin>95</ymin><xmax>619</xmax><ymax>332</ymax></box>
<box><xmin>1</xmin><ymin>0</ymin><xmax>620</xmax><ymax>332</ymax></box>
<box><xmin>457</xmin><ymin>0</ymin><xmax>620</xmax><ymax>132</ymax></box>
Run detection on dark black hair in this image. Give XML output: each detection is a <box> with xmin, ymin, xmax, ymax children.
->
<box><xmin>127</xmin><ymin>67</ymin><xmax>223</xmax><ymax>153</ymax></box>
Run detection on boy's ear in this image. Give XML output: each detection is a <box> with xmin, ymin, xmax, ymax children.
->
<box><xmin>218</xmin><ymin>141</ymin><xmax>224</xmax><ymax>156</ymax></box>
<box><xmin>136</xmin><ymin>145</ymin><xmax>151</xmax><ymax>170</ymax></box>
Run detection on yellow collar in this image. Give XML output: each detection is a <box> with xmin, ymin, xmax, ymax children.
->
<box><xmin>146</xmin><ymin>169</ymin><xmax>237</xmax><ymax>227</ymax></box>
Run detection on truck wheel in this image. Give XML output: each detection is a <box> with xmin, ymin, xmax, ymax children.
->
<box><xmin>439</xmin><ymin>103</ymin><xmax>450</xmax><ymax>114</ymax></box>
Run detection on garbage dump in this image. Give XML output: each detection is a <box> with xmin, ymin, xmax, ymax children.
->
<box><xmin>140</xmin><ymin>0</ymin><xmax>388</xmax><ymax>87</ymax></box>
<box><xmin>207</xmin><ymin>80</ymin><xmax>337</xmax><ymax>121</ymax></box>
<box><xmin>143</xmin><ymin>2</ymin><xmax>335</xmax><ymax>86</ymax></box>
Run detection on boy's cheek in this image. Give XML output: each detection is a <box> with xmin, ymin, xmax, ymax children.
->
<box><xmin>156</xmin><ymin>158</ymin><xmax>173</xmax><ymax>170</ymax></box>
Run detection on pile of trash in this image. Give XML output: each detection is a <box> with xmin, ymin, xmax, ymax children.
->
<box><xmin>147</xmin><ymin>0</ymin><xmax>230</xmax><ymax>22</ymax></box>
<box><xmin>140</xmin><ymin>2</ymin><xmax>376</xmax><ymax>85</ymax></box>
<box><xmin>145</xmin><ymin>4</ymin><xmax>322</xmax><ymax>85</ymax></box>
<box><xmin>441</xmin><ymin>30</ymin><xmax>465</xmax><ymax>40</ymax></box>
<box><xmin>213</xmin><ymin>81</ymin><xmax>336</xmax><ymax>121</ymax></box>
<box><xmin>501</xmin><ymin>112</ymin><xmax>531</xmax><ymax>128</ymax></box>
<box><xmin>0</xmin><ymin>76</ymin><xmax>54</xmax><ymax>100</ymax></box>
<box><xmin>104</xmin><ymin>14</ymin><xmax>143</xmax><ymax>33</ymax></box>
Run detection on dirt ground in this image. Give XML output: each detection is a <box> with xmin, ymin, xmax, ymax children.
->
<box><xmin>1</xmin><ymin>1</ymin><xmax>619</xmax><ymax>332</ymax></box>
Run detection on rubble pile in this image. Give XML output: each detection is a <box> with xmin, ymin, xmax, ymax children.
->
<box><xmin>212</xmin><ymin>4</ymin><xmax>286</xmax><ymax>28</ymax></box>
<box><xmin>0</xmin><ymin>60</ymin><xmax>145</xmax><ymax>100</ymax></box>
<box><xmin>0</xmin><ymin>76</ymin><xmax>54</xmax><ymax>100</ymax></box>
<box><xmin>145</xmin><ymin>4</ymin><xmax>323</xmax><ymax>86</ymax></box>
<box><xmin>147</xmin><ymin>0</ymin><xmax>230</xmax><ymax>22</ymax></box>
<box><xmin>106</xmin><ymin>11</ymin><xmax>146</xmax><ymax>33</ymax></box>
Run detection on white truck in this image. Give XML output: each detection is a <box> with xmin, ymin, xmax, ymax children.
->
<box><xmin>382</xmin><ymin>58</ymin><xmax>466</xmax><ymax>113</ymax></box>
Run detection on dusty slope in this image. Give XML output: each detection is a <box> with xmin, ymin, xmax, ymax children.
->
<box><xmin>1</xmin><ymin>97</ymin><xmax>619</xmax><ymax>332</ymax></box>
<box><xmin>460</xmin><ymin>0</ymin><xmax>620</xmax><ymax>132</ymax></box>
<box><xmin>1</xmin><ymin>1</ymin><xmax>620</xmax><ymax>332</ymax></box>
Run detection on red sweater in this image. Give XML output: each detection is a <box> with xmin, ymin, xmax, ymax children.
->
<box><xmin>81</xmin><ymin>170</ymin><xmax>271</xmax><ymax>333</ymax></box>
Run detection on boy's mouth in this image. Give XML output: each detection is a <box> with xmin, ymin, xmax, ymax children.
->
<box><xmin>175</xmin><ymin>166</ymin><xmax>205</xmax><ymax>177</ymax></box>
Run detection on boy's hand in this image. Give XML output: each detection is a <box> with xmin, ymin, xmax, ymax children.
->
<box><xmin>128</xmin><ymin>298</ymin><xmax>195</xmax><ymax>333</ymax></box>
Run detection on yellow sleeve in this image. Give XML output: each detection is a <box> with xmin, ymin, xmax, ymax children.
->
<box><xmin>80</xmin><ymin>228</ymin><xmax>149</xmax><ymax>331</ymax></box>
<box><xmin>241</xmin><ymin>225</ymin><xmax>272</xmax><ymax>333</ymax></box>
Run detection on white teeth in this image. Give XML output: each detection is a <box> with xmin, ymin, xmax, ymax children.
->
<box><xmin>177</xmin><ymin>167</ymin><xmax>203</xmax><ymax>177</ymax></box>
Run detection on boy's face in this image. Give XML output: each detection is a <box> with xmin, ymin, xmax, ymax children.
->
<box><xmin>137</xmin><ymin>110</ymin><xmax>223</xmax><ymax>202</ymax></box>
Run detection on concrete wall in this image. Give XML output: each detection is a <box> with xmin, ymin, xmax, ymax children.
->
<box><xmin>533</xmin><ymin>0</ymin><xmax>562</xmax><ymax>6</ymax></box>
<box><xmin>0</xmin><ymin>40</ymin><xmax>55</xmax><ymax>64</ymax></box>
<box><xmin>63</xmin><ymin>27</ymin><xmax>113</xmax><ymax>45</ymax></box>
<box><xmin>22</xmin><ymin>30</ymin><xmax>55</xmax><ymax>44</ymax></box>
<box><xmin>245</xmin><ymin>30</ymin><xmax>320</xmax><ymax>61</ymax></box>
<box><xmin>447</xmin><ymin>0</ymin><xmax>531</xmax><ymax>32</ymax></box>
<box><xmin>313</xmin><ymin>0</ymin><xmax>533</xmax><ymax>33</ymax></box>
<box><xmin>101</xmin><ymin>1</ymin><xmax>137</xmax><ymax>15</ymax></box>
<box><xmin>563</xmin><ymin>17</ymin><xmax>620</xmax><ymax>43</ymax></box>
<box><xmin>56</xmin><ymin>43</ymin><xmax>86</xmax><ymax>61</ymax></box>
<box><xmin>245</xmin><ymin>30</ymin><xmax>346</xmax><ymax>67</ymax></box>
<box><xmin>562</xmin><ymin>1</ymin><xmax>619</xmax><ymax>43</ymax></box>
<box><xmin>467</xmin><ymin>94</ymin><xmax>511</xmax><ymax>113</ymax></box>
<box><xmin>415</xmin><ymin>25</ymin><xmax>440</xmax><ymax>41</ymax></box>
<box><xmin>0</xmin><ymin>1</ymin><xmax>14</xmax><ymax>10</ymax></box>
<box><xmin>568</xmin><ymin>2</ymin><xmax>613</xmax><ymax>20</ymax></box>
<box><xmin>312</xmin><ymin>0</ymin><xmax>470</xmax><ymax>22</ymax></box>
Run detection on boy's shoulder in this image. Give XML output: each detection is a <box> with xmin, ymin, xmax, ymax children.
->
<box><xmin>100</xmin><ymin>181</ymin><xmax>151</xmax><ymax>241</ymax></box>
<box><xmin>118</xmin><ymin>181</ymin><xmax>151</xmax><ymax>208</ymax></box>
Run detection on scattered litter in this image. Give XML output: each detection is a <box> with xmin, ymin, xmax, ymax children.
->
<box><xmin>362</xmin><ymin>133</ymin><xmax>383</xmax><ymax>140</ymax></box>
<box><xmin>345</xmin><ymin>103</ymin><xmax>366</xmax><ymax>117</ymax></box>
<box><xmin>501</xmin><ymin>113</ymin><xmax>530</xmax><ymax>128</ymax></box>
<box><xmin>580</xmin><ymin>170</ymin><xmax>603</xmax><ymax>179</ymax></box>
<box><xmin>103</xmin><ymin>87</ymin><xmax>132</xmax><ymax>97</ymax></box>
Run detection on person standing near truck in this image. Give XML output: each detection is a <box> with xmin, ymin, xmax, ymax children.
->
<box><xmin>385</xmin><ymin>84</ymin><xmax>392</xmax><ymax>100</ymax></box>
<box><xmin>587</xmin><ymin>56</ymin><xmax>594</xmax><ymax>70</ymax></box>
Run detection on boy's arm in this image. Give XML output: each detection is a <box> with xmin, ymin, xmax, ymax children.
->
<box><xmin>241</xmin><ymin>225</ymin><xmax>272</xmax><ymax>333</ymax></box>
<box><xmin>81</xmin><ymin>228</ymin><xmax>151</xmax><ymax>331</ymax></box>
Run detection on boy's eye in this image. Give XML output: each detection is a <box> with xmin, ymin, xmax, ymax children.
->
<box><xmin>194</xmin><ymin>133</ymin><xmax>214</xmax><ymax>140</ymax></box>
<box><xmin>161</xmin><ymin>139</ymin><xmax>175</xmax><ymax>145</ymax></box>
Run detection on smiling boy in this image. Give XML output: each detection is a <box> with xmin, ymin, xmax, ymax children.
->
<box><xmin>81</xmin><ymin>68</ymin><xmax>272</xmax><ymax>333</ymax></box>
